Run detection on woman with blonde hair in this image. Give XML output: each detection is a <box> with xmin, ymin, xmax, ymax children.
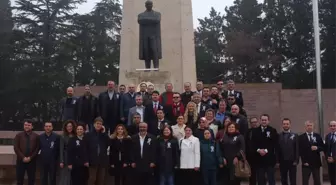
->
<box><xmin>184</xmin><ymin>102</ymin><xmax>198</xmax><ymax>131</ymax></box>
<box><xmin>109</xmin><ymin>124</ymin><xmax>131</xmax><ymax>185</ymax></box>
<box><xmin>59</xmin><ymin>120</ymin><xmax>76</xmax><ymax>185</ymax></box>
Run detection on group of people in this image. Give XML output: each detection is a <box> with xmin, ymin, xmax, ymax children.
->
<box><xmin>13</xmin><ymin>80</ymin><xmax>336</xmax><ymax>185</ymax></box>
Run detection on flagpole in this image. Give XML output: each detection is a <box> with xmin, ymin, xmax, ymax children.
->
<box><xmin>312</xmin><ymin>0</ymin><xmax>323</xmax><ymax>136</ymax></box>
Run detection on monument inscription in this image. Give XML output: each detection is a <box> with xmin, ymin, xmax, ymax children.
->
<box><xmin>138</xmin><ymin>0</ymin><xmax>162</xmax><ymax>69</ymax></box>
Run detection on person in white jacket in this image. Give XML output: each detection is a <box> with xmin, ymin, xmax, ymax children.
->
<box><xmin>178</xmin><ymin>126</ymin><xmax>201</xmax><ymax>185</ymax></box>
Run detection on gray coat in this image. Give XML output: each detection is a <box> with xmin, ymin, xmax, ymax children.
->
<box><xmin>127</xmin><ymin>106</ymin><xmax>146</xmax><ymax>126</ymax></box>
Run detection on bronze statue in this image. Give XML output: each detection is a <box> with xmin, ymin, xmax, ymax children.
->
<box><xmin>138</xmin><ymin>0</ymin><xmax>162</xmax><ymax>69</ymax></box>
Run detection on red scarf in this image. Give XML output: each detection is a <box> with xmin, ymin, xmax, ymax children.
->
<box><xmin>172</xmin><ymin>103</ymin><xmax>185</xmax><ymax>116</ymax></box>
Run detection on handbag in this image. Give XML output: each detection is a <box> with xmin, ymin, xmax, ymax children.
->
<box><xmin>234</xmin><ymin>150</ymin><xmax>251</xmax><ymax>178</ymax></box>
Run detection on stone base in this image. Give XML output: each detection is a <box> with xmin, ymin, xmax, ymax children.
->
<box><xmin>124</xmin><ymin>71</ymin><xmax>172</xmax><ymax>93</ymax></box>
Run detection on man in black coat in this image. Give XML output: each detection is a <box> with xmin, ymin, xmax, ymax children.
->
<box><xmin>325</xmin><ymin>121</ymin><xmax>336</xmax><ymax>185</ymax></box>
<box><xmin>85</xmin><ymin>117</ymin><xmax>110</xmax><ymax>185</ymax></box>
<box><xmin>180</xmin><ymin>82</ymin><xmax>193</xmax><ymax>107</ymax></box>
<box><xmin>251</xmin><ymin>114</ymin><xmax>278</xmax><ymax>185</ymax></box>
<box><xmin>278</xmin><ymin>118</ymin><xmax>299</xmax><ymax>185</ymax></box>
<box><xmin>77</xmin><ymin>85</ymin><xmax>98</xmax><ymax>131</ymax></box>
<box><xmin>120</xmin><ymin>84</ymin><xmax>136</xmax><ymax>125</ymax></box>
<box><xmin>130</xmin><ymin>122</ymin><xmax>157</xmax><ymax>185</ymax></box>
<box><xmin>229</xmin><ymin>105</ymin><xmax>248</xmax><ymax>136</ymax></box>
<box><xmin>221</xmin><ymin>80</ymin><xmax>244</xmax><ymax>107</ymax></box>
<box><xmin>192</xmin><ymin>92</ymin><xmax>210</xmax><ymax>118</ymax></box>
<box><xmin>245</xmin><ymin>117</ymin><xmax>259</xmax><ymax>185</ymax></box>
<box><xmin>299</xmin><ymin>120</ymin><xmax>324</xmax><ymax>185</ymax></box>
<box><xmin>60</xmin><ymin>87</ymin><xmax>78</xmax><ymax>121</ymax></box>
<box><xmin>98</xmin><ymin>81</ymin><xmax>121</xmax><ymax>133</ymax></box>
<box><xmin>144</xmin><ymin>91</ymin><xmax>163</xmax><ymax>130</ymax></box>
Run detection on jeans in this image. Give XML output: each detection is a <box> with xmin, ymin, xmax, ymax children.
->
<box><xmin>160</xmin><ymin>173</ymin><xmax>174</xmax><ymax>185</ymax></box>
<box><xmin>257</xmin><ymin>166</ymin><xmax>275</xmax><ymax>185</ymax></box>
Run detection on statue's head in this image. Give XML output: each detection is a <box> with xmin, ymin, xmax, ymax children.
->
<box><xmin>145</xmin><ymin>0</ymin><xmax>153</xmax><ymax>11</ymax></box>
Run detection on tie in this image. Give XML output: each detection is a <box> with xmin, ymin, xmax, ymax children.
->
<box><xmin>309</xmin><ymin>133</ymin><xmax>314</xmax><ymax>144</ymax></box>
<box><xmin>284</xmin><ymin>133</ymin><xmax>289</xmax><ymax>143</ymax></box>
<box><xmin>262</xmin><ymin>127</ymin><xmax>265</xmax><ymax>132</ymax></box>
<box><xmin>154</xmin><ymin>103</ymin><xmax>157</xmax><ymax>112</ymax></box>
<box><xmin>25</xmin><ymin>134</ymin><xmax>30</xmax><ymax>156</ymax></box>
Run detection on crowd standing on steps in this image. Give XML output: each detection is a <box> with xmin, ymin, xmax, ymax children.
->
<box><xmin>13</xmin><ymin>80</ymin><xmax>336</xmax><ymax>185</ymax></box>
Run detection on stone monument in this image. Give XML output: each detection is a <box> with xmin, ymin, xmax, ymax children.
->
<box><xmin>118</xmin><ymin>0</ymin><xmax>197</xmax><ymax>92</ymax></box>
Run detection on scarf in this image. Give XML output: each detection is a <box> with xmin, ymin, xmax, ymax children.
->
<box><xmin>172</xmin><ymin>103</ymin><xmax>185</xmax><ymax>116</ymax></box>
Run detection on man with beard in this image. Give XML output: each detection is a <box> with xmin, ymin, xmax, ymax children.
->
<box><xmin>226</xmin><ymin>95</ymin><xmax>247</xmax><ymax>117</ymax></box>
<box><xmin>118</xmin><ymin>84</ymin><xmax>126</xmax><ymax>94</ymax></box>
<box><xmin>130</xmin><ymin>122</ymin><xmax>157</xmax><ymax>185</ymax></box>
<box><xmin>278</xmin><ymin>118</ymin><xmax>299</xmax><ymax>185</ymax></box>
<box><xmin>201</xmin><ymin>87</ymin><xmax>217</xmax><ymax>110</ymax></box>
<box><xmin>128</xmin><ymin>95</ymin><xmax>146</xmax><ymax>126</ymax></box>
<box><xmin>14</xmin><ymin>119</ymin><xmax>40</xmax><ymax>185</ymax></box>
<box><xmin>229</xmin><ymin>105</ymin><xmax>248</xmax><ymax>135</ymax></box>
<box><xmin>222</xmin><ymin>80</ymin><xmax>244</xmax><ymax>107</ymax></box>
<box><xmin>98</xmin><ymin>81</ymin><xmax>121</xmax><ymax>133</ymax></box>
<box><xmin>137</xmin><ymin>82</ymin><xmax>151</xmax><ymax>105</ymax></box>
<box><xmin>60</xmin><ymin>87</ymin><xmax>78</xmax><ymax>121</ymax></box>
<box><xmin>77</xmin><ymin>85</ymin><xmax>98</xmax><ymax>131</ymax></box>
<box><xmin>251</xmin><ymin>114</ymin><xmax>278</xmax><ymax>185</ymax></box>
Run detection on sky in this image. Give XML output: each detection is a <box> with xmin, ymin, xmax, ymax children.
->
<box><xmin>74</xmin><ymin>0</ymin><xmax>233</xmax><ymax>27</ymax></box>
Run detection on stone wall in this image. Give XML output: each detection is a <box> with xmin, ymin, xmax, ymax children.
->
<box><xmin>74</xmin><ymin>83</ymin><xmax>336</xmax><ymax>134</ymax></box>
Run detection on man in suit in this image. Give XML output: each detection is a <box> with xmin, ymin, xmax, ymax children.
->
<box><xmin>192</xmin><ymin>92</ymin><xmax>210</xmax><ymax>118</ymax></box>
<box><xmin>137</xmin><ymin>82</ymin><xmax>151</xmax><ymax>105</ymax></box>
<box><xmin>229</xmin><ymin>105</ymin><xmax>248</xmax><ymax>135</ymax></box>
<box><xmin>98</xmin><ymin>81</ymin><xmax>121</xmax><ymax>133</ymax></box>
<box><xmin>120</xmin><ymin>84</ymin><xmax>136</xmax><ymax>124</ymax></box>
<box><xmin>221</xmin><ymin>80</ymin><xmax>244</xmax><ymax>107</ymax></box>
<box><xmin>130</xmin><ymin>122</ymin><xmax>157</xmax><ymax>185</ymax></box>
<box><xmin>195</xmin><ymin>81</ymin><xmax>203</xmax><ymax>97</ymax></box>
<box><xmin>151</xmin><ymin>109</ymin><xmax>170</xmax><ymax>137</ymax></box>
<box><xmin>144</xmin><ymin>91</ymin><xmax>163</xmax><ymax>130</ymax></box>
<box><xmin>324</xmin><ymin>121</ymin><xmax>336</xmax><ymax>185</ymax></box>
<box><xmin>278</xmin><ymin>118</ymin><xmax>299</xmax><ymax>185</ymax></box>
<box><xmin>77</xmin><ymin>85</ymin><xmax>98</xmax><ymax>131</ymax></box>
<box><xmin>60</xmin><ymin>87</ymin><xmax>78</xmax><ymax>121</ymax></box>
<box><xmin>118</xmin><ymin>84</ymin><xmax>126</xmax><ymax>94</ymax></box>
<box><xmin>164</xmin><ymin>92</ymin><xmax>185</xmax><ymax>125</ymax></box>
<box><xmin>128</xmin><ymin>95</ymin><xmax>146</xmax><ymax>126</ymax></box>
<box><xmin>201</xmin><ymin>87</ymin><xmax>218</xmax><ymax>110</ymax></box>
<box><xmin>251</xmin><ymin>114</ymin><xmax>278</xmax><ymax>185</ymax></box>
<box><xmin>180</xmin><ymin>82</ymin><xmax>193</xmax><ymax>107</ymax></box>
<box><xmin>299</xmin><ymin>120</ymin><xmax>324</xmax><ymax>185</ymax></box>
<box><xmin>216</xmin><ymin>80</ymin><xmax>225</xmax><ymax>94</ymax></box>
<box><xmin>245</xmin><ymin>117</ymin><xmax>259</xmax><ymax>185</ymax></box>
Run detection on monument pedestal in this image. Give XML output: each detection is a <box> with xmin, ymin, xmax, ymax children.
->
<box><xmin>124</xmin><ymin>71</ymin><xmax>171</xmax><ymax>93</ymax></box>
<box><xmin>118</xmin><ymin>0</ymin><xmax>197</xmax><ymax>92</ymax></box>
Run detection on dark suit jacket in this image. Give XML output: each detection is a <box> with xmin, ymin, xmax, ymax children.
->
<box><xmin>85</xmin><ymin>131</ymin><xmax>110</xmax><ymax>167</ymax></box>
<box><xmin>164</xmin><ymin>103</ymin><xmax>185</xmax><ymax>125</ymax></box>
<box><xmin>76</xmin><ymin>95</ymin><xmax>98</xmax><ymax>123</ymax></box>
<box><xmin>228</xmin><ymin>114</ymin><xmax>248</xmax><ymax>136</ymax></box>
<box><xmin>144</xmin><ymin>101</ymin><xmax>164</xmax><ymax>128</ymax></box>
<box><xmin>251</xmin><ymin>126</ymin><xmax>278</xmax><ymax>167</ymax></box>
<box><xmin>98</xmin><ymin>91</ymin><xmax>120</xmax><ymax>123</ymax></box>
<box><xmin>120</xmin><ymin>92</ymin><xmax>136</xmax><ymax>119</ymax></box>
<box><xmin>196</xmin><ymin>102</ymin><xmax>210</xmax><ymax>118</ymax></box>
<box><xmin>110</xmin><ymin>137</ymin><xmax>132</xmax><ymax>165</ymax></box>
<box><xmin>137</xmin><ymin>91</ymin><xmax>151</xmax><ymax>106</ymax></box>
<box><xmin>130</xmin><ymin>134</ymin><xmax>157</xmax><ymax>173</ymax></box>
<box><xmin>222</xmin><ymin>90</ymin><xmax>244</xmax><ymax>107</ymax></box>
<box><xmin>180</xmin><ymin>92</ymin><xmax>193</xmax><ymax>107</ymax></box>
<box><xmin>60</xmin><ymin>97</ymin><xmax>78</xmax><ymax>121</ymax></box>
<box><xmin>278</xmin><ymin>132</ymin><xmax>299</xmax><ymax>163</ymax></box>
<box><xmin>299</xmin><ymin>133</ymin><xmax>324</xmax><ymax>168</ymax></box>
<box><xmin>324</xmin><ymin>133</ymin><xmax>336</xmax><ymax>160</ymax></box>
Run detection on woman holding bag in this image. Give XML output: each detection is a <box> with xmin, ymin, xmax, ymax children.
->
<box><xmin>219</xmin><ymin>122</ymin><xmax>246</xmax><ymax>185</ymax></box>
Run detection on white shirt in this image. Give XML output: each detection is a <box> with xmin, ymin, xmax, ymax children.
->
<box><xmin>172</xmin><ymin>124</ymin><xmax>186</xmax><ymax>141</ymax></box>
<box><xmin>209</xmin><ymin>123</ymin><xmax>218</xmax><ymax>137</ymax></box>
<box><xmin>227</xmin><ymin>90</ymin><xmax>235</xmax><ymax>96</ymax></box>
<box><xmin>136</xmin><ymin>106</ymin><xmax>144</xmax><ymax>122</ymax></box>
<box><xmin>180</xmin><ymin>135</ymin><xmax>200</xmax><ymax>169</ymax></box>
<box><xmin>306</xmin><ymin>132</ymin><xmax>314</xmax><ymax>141</ymax></box>
<box><xmin>197</xmin><ymin>103</ymin><xmax>201</xmax><ymax>114</ymax></box>
<box><xmin>139</xmin><ymin>134</ymin><xmax>146</xmax><ymax>157</ymax></box>
<box><xmin>108</xmin><ymin>91</ymin><xmax>114</xmax><ymax>100</ymax></box>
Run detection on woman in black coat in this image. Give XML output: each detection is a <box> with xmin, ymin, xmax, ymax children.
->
<box><xmin>219</xmin><ymin>122</ymin><xmax>245</xmax><ymax>185</ymax></box>
<box><xmin>109</xmin><ymin>124</ymin><xmax>132</xmax><ymax>185</ymax></box>
<box><xmin>157</xmin><ymin>126</ymin><xmax>179</xmax><ymax>185</ymax></box>
<box><xmin>67</xmin><ymin>124</ymin><xmax>89</xmax><ymax>185</ymax></box>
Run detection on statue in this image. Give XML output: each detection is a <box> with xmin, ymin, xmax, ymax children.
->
<box><xmin>138</xmin><ymin>0</ymin><xmax>162</xmax><ymax>69</ymax></box>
